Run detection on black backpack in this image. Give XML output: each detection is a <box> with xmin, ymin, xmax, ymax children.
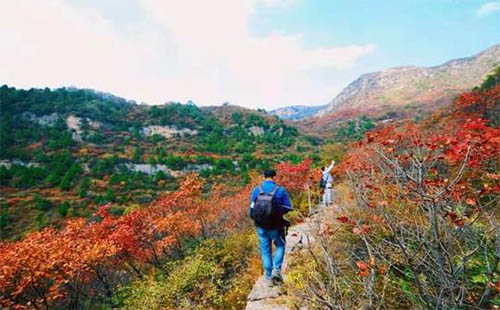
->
<box><xmin>319</xmin><ymin>176</ymin><xmax>327</xmax><ymax>189</ymax></box>
<box><xmin>250</xmin><ymin>184</ymin><xmax>280</xmax><ymax>228</ymax></box>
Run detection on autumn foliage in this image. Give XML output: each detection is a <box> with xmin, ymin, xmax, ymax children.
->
<box><xmin>0</xmin><ymin>161</ymin><xmax>313</xmax><ymax>309</ymax></box>
<box><xmin>288</xmin><ymin>80</ymin><xmax>500</xmax><ymax>309</ymax></box>
<box><xmin>335</xmin><ymin>86</ymin><xmax>500</xmax><ymax>308</ymax></box>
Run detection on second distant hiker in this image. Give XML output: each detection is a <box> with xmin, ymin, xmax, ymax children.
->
<box><xmin>249</xmin><ymin>169</ymin><xmax>292</xmax><ymax>286</ymax></box>
<box><xmin>320</xmin><ymin>160</ymin><xmax>335</xmax><ymax>206</ymax></box>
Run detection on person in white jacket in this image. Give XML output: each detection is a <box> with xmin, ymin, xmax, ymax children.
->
<box><xmin>321</xmin><ymin>160</ymin><xmax>335</xmax><ymax>206</ymax></box>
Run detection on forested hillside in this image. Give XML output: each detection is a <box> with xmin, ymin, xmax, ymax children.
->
<box><xmin>0</xmin><ymin>86</ymin><xmax>318</xmax><ymax>240</ymax></box>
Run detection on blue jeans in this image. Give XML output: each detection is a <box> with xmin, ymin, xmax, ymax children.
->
<box><xmin>256</xmin><ymin>226</ymin><xmax>286</xmax><ymax>280</ymax></box>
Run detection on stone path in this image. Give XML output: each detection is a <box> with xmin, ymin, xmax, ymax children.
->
<box><xmin>245</xmin><ymin>205</ymin><xmax>327</xmax><ymax>310</ymax></box>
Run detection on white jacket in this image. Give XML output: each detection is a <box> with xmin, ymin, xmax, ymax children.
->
<box><xmin>322</xmin><ymin>162</ymin><xmax>334</xmax><ymax>185</ymax></box>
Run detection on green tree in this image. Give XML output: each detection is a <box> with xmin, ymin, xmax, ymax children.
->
<box><xmin>148</xmin><ymin>156</ymin><xmax>158</xmax><ymax>165</ymax></box>
<box><xmin>104</xmin><ymin>188</ymin><xmax>116</xmax><ymax>202</ymax></box>
<box><xmin>78</xmin><ymin>177</ymin><xmax>90</xmax><ymax>198</ymax></box>
<box><xmin>480</xmin><ymin>66</ymin><xmax>500</xmax><ymax>90</ymax></box>
<box><xmin>33</xmin><ymin>194</ymin><xmax>52</xmax><ymax>212</ymax></box>
<box><xmin>133</xmin><ymin>123</ymin><xmax>142</xmax><ymax>140</ymax></box>
<box><xmin>57</xmin><ymin>201</ymin><xmax>70</xmax><ymax>217</ymax></box>
<box><xmin>154</xmin><ymin>170</ymin><xmax>168</xmax><ymax>181</ymax></box>
<box><xmin>231</xmin><ymin>112</ymin><xmax>243</xmax><ymax>125</ymax></box>
<box><xmin>58</xmin><ymin>172</ymin><xmax>72</xmax><ymax>191</ymax></box>
<box><xmin>0</xmin><ymin>204</ymin><xmax>8</xmax><ymax>232</ymax></box>
<box><xmin>133</xmin><ymin>146</ymin><xmax>143</xmax><ymax>163</ymax></box>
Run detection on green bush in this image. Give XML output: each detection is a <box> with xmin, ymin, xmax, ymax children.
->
<box><xmin>0</xmin><ymin>205</ymin><xmax>8</xmax><ymax>231</ymax></box>
<box><xmin>33</xmin><ymin>194</ymin><xmax>52</xmax><ymax>212</ymax></box>
<box><xmin>57</xmin><ymin>201</ymin><xmax>70</xmax><ymax>217</ymax></box>
<box><xmin>111</xmin><ymin>232</ymin><xmax>258</xmax><ymax>310</ymax></box>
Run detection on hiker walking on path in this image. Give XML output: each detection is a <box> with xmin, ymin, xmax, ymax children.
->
<box><xmin>249</xmin><ymin>169</ymin><xmax>292</xmax><ymax>286</ymax></box>
<box><xmin>321</xmin><ymin>160</ymin><xmax>335</xmax><ymax>206</ymax></box>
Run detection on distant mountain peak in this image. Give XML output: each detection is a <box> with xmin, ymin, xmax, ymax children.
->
<box><xmin>314</xmin><ymin>44</ymin><xmax>500</xmax><ymax>117</ymax></box>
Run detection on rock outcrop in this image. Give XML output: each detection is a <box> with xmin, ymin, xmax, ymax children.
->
<box><xmin>22</xmin><ymin>112</ymin><xmax>59</xmax><ymax>127</ymax></box>
<box><xmin>141</xmin><ymin>125</ymin><xmax>198</xmax><ymax>139</ymax></box>
<box><xmin>269</xmin><ymin>105</ymin><xmax>326</xmax><ymax>121</ymax></box>
<box><xmin>248</xmin><ymin>126</ymin><xmax>265</xmax><ymax>136</ymax></box>
<box><xmin>124</xmin><ymin>163</ymin><xmax>212</xmax><ymax>178</ymax></box>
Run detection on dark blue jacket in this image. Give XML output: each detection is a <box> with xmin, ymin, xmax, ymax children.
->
<box><xmin>250</xmin><ymin>180</ymin><xmax>292</xmax><ymax>226</ymax></box>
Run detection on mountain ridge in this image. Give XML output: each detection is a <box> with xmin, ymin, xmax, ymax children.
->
<box><xmin>270</xmin><ymin>44</ymin><xmax>500</xmax><ymax>121</ymax></box>
<box><xmin>317</xmin><ymin>44</ymin><xmax>500</xmax><ymax>116</ymax></box>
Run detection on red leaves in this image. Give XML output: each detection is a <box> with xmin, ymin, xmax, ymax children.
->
<box><xmin>353</xmin><ymin>224</ymin><xmax>370</xmax><ymax>235</ymax></box>
<box><xmin>378</xmin><ymin>264</ymin><xmax>387</xmax><ymax>275</ymax></box>
<box><xmin>447</xmin><ymin>211</ymin><xmax>458</xmax><ymax>222</ymax></box>
<box><xmin>486</xmin><ymin>173</ymin><xmax>500</xmax><ymax>180</ymax></box>
<box><xmin>454</xmin><ymin>85</ymin><xmax>500</xmax><ymax>120</ymax></box>
<box><xmin>453</xmin><ymin>218</ymin><xmax>465</xmax><ymax>227</ymax></box>
<box><xmin>0</xmin><ymin>175</ymin><xmax>250</xmax><ymax>309</ymax></box>
<box><xmin>454</xmin><ymin>90</ymin><xmax>481</xmax><ymax>107</ymax></box>
<box><xmin>357</xmin><ymin>261</ymin><xmax>370</xmax><ymax>277</ymax></box>
<box><xmin>0</xmin><ymin>160</ymin><xmax>314</xmax><ymax>309</ymax></box>
<box><xmin>446</xmin><ymin>211</ymin><xmax>466</xmax><ymax>227</ymax></box>
<box><xmin>336</xmin><ymin>215</ymin><xmax>349</xmax><ymax>223</ymax></box>
<box><xmin>465</xmin><ymin>197</ymin><xmax>476</xmax><ymax>206</ymax></box>
<box><xmin>274</xmin><ymin>159</ymin><xmax>313</xmax><ymax>193</ymax></box>
<box><xmin>361</xmin><ymin>224</ymin><xmax>370</xmax><ymax>234</ymax></box>
<box><xmin>352</xmin><ymin>227</ymin><xmax>362</xmax><ymax>235</ymax></box>
<box><xmin>356</xmin><ymin>259</ymin><xmax>383</xmax><ymax>277</ymax></box>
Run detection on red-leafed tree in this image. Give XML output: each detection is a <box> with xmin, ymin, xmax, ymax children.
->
<box><xmin>292</xmin><ymin>78</ymin><xmax>500</xmax><ymax>309</ymax></box>
<box><xmin>0</xmin><ymin>160</ymin><xmax>314</xmax><ymax>310</ymax></box>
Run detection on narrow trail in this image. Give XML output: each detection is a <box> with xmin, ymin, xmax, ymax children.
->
<box><xmin>245</xmin><ymin>203</ymin><xmax>333</xmax><ymax>310</ymax></box>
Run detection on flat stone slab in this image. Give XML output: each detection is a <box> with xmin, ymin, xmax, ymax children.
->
<box><xmin>286</xmin><ymin>222</ymin><xmax>314</xmax><ymax>252</ymax></box>
<box><xmin>247</xmin><ymin>276</ymin><xmax>282</xmax><ymax>301</ymax></box>
<box><xmin>246</xmin><ymin>299</ymin><xmax>288</xmax><ymax>310</ymax></box>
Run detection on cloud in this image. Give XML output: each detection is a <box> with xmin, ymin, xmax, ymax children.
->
<box><xmin>0</xmin><ymin>0</ymin><xmax>374</xmax><ymax>109</ymax></box>
<box><xmin>477</xmin><ymin>2</ymin><xmax>500</xmax><ymax>16</ymax></box>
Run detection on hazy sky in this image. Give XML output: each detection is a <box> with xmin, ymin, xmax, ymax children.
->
<box><xmin>1</xmin><ymin>0</ymin><xmax>499</xmax><ymax>109</ymax></box>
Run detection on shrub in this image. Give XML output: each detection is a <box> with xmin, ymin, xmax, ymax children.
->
<box><xmin>33</xmin><ymin>194</ymin><xmax>52</xmax><ymax>212</ymax></box>
<box><xmin>287</xmin><ymin>87</ymin><xmax>500</xmax><ymax>309</ymax></box>
<box><xmin>111</xmin><ymin>232</ymin><xmax>258</xmax><ymax>310</ymax></box>
<box><xmin>57</xmin><ymin>202</ymin><xmax>70</xmax><ymax>217</ymax></box>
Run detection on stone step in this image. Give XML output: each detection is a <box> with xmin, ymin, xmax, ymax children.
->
<box><xmin>246</xmin><ymin>299</ymin><xmax>287</xmax><ymax>310</ymax></box>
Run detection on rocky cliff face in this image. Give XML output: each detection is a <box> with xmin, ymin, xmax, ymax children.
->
<box><xmin>316</xmin><ymin>44</ymin><xmax>500</xmax><ymax>116</ymax></box>
<box><xmin>269</xmin><ymin>105</ymin><xmax>326</xmax><ymax>120</ymax></box>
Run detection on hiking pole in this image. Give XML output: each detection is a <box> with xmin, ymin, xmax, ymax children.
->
<box><xmin>307</xmin><ymin>184</ymin><xmax>312</xmax><ymax>216</ymax></box>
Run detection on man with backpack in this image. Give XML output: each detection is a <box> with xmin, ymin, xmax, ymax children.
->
<box><xmin>249</xmin><ymin>169</ymin><xmax>292</xmax><ymax>286</ymax></box>
<box><xmin>320</xmin><ymin>160</ymin><xmax>335</xmax><ymax>206</ymax></box>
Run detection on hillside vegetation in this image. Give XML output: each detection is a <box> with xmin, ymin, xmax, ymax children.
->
<box><xmin>0</xmin><ymin>160</ymin><xmax>314</xmax><ymax>310</ymax></box>
<box><xmin>0</xmin><ymin>67</ymin><xmax>499</xmax><ymax>310</ymax></box>
<box><xmin>286</xmin><ymin>67</ymin><xmax>500</xmax><ymax>309</ymax></box>
<box><xmin>0</xmin><ymin>86</ymin><xmax>318</xmax><ymax>240</ymax></box>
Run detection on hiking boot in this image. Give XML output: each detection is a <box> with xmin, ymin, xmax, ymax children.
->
<box><xmin>270</xmin><ymin>269</ymin><xmax>283</xmax><ymax>285</ymax></box>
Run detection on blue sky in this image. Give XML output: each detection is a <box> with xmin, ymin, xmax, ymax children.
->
<box><xmin>252</xmin><ymin>0</ymin><xmax>499</xmax><ymax>67</ymax></box>
<box><xmin>1</xmin><ymin>0</ymin><xmax>499</xmax><ymax>109</ymax></box>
